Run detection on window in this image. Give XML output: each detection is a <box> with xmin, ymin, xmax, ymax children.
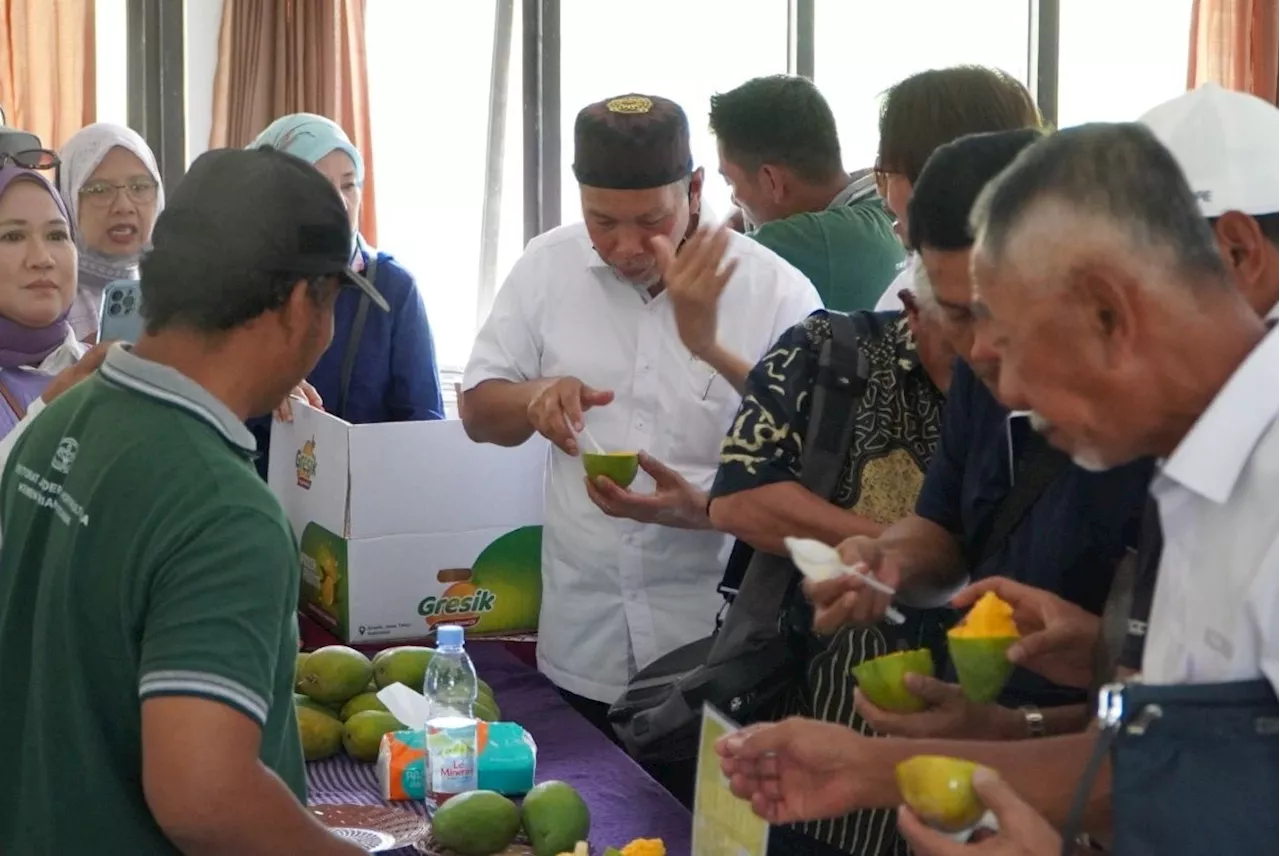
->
<box><xmin>94</xmin><ymin>0</ymin><xmax>129</xmax><ymax>127</ymax></box>
<box><xmin>366</xmin><ymin>0</ymin><xmax>524</xmax><ymax>373</ymax></box>
<box><xmin>814</xmin><ymin>0</ymin><xmax>1031</xmax><ymax>170</ymax></box>
<box><xmin>1056</xmin><ymin>0</ymin><xmax>1193</xmax><ymax>128</ymax></box>
<box><xmin>559</xmin><ymin>0</ymin><xmax>790</xmax><ymax>225</ymax></box>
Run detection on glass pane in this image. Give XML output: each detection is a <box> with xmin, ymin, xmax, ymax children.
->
<box><xmin>815</xmin><ymin>0</ymin><xmax>1031</xmax><ymax>171</ymax></box>
<box><xmin>559</xmin><ymin>0</ymin><xmax>790</xmax><ymax>225</ymax></box>
<box><xmin>95</xmin><ymin>0</ymin><xmax>129</xmax><ymax>128</ymax></box>
<box><xmin>367</xmin><ymin>0</ymin><xmax>524</xmax><ymax>372</ymax></box>
<box><xmin>1057</xmin><ymin>0</ymin><xmax>1193</xmax><ymax>128</ymax></box>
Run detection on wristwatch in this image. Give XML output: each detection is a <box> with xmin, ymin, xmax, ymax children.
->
<box><xmin>1020</xmin><ymin>705</ymin><xmax>1047</xmax><ymax>738</ymax></box>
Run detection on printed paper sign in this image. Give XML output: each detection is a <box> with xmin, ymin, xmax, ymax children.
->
<box><xmin>692</xmin><ymin>704</ymin><xmax>769</xmax><ymax>856</ymax></box>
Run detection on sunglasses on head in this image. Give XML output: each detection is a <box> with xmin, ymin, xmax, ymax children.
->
<box><xmin>0</xmin><ymin>149</ymin><xmax>60</xmax><ymax>170</ymax></box>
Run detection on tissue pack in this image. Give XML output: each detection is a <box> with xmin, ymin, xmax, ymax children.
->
<box><xmin>377</xmin><ymin>722</ymin><xmax>537</xmax><ymax>800</ymax></box>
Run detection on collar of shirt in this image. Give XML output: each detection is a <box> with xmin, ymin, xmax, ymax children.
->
<box><xmin>99</xmin><ymin>344</ymin><xmax>258</xmax><ymax>455</ymax></box>
<box><xmin>829</xmin><ymin>173</ymin><xmax>879</xmax><ymax>209</ymax></box>
<box><xmin>1159</xmin><ymin>326</ymin><xmax>1279</xmax><ymax>504</ymax></box>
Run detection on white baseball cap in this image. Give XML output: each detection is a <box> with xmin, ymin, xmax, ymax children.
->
<box><xmin>1139</xmin><ymin>83</ymin><xmax>1279</xmax><ymax>218</ymax></box>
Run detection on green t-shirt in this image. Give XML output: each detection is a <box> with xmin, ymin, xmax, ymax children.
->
<box><xmin>0</xmin><ymin>347</ymin><xmax>304</xmax><ymax>854</ymax></box>
<box><xmin>750</xmin><ymin>195</ymin><xmax>905</xmax><ymax>312</ymax></box>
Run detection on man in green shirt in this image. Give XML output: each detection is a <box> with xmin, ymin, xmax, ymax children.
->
<box><xmin>0</xmin><ymin>147</ymin><xmax>386</xmax><ymax>855</ymax></box>
<box><xmin>709</xmin><ymin>75</ymin><xmax>905</xmax><ymax>311</ymax></box>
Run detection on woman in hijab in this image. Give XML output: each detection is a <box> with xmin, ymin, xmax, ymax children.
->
<box><xmin>246</xmin><ymin>113</ymin><xmax>444</xmax><ymax>475</ymax></box>
<box><xmin>56</xmin><ymin>122</ymin><xmax>164</xmax><ymax>342</ymax></box>
<box><xmin>0</xmin><ymin>165</ymin><xmax>88</xmax><ymax>438</ymax></box>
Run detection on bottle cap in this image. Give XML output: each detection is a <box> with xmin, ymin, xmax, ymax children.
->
<box><xmin>436</xmin><ymin>625</ymin><xmax>465</xmax><ymax>649</ymax></box>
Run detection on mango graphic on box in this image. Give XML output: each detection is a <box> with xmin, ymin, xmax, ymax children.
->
<box><xmin>852</xmin><ymin>648</ymin><xmax>935</xmax><ymax>713</ymax></box>
<box><xmin>416</xmin><ymin>526</ymin><xmax>542</xmax><ymax>635</ymax></box>
<box><xmin>299</xmin><ymin>523</ymin><xmax>348</xmax><ymax>630</ymax></box>
<box><xmin>295</xmin><ymin>436</ymin><xmax>318</xmax><ymax>489</ymax></box>
<box><xmin>896</xmin><ymin>755</ymin><xmax>988</xmax><ymax>832</ymax></box>
<box><xmin>947</xmin><ymin>591</ymin><xmax>1020</xmax><ymax>704</ymax></box>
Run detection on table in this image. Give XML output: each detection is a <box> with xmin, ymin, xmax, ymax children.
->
<box><xmin>307</xmin><ymin>641</ymin><xmax>692</xmax><ymax>854</ymax></box>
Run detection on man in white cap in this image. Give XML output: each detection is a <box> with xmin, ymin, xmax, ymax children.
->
<box><xmin>716</xmin><ymin>83</ymin><xmax>1280</xmax><ymax>849</ymax></box>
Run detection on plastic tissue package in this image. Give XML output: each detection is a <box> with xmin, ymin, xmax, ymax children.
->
<box><xmin>375</xmin><ymin>683</ymin><xmax>537</xmax><ymax>800</ymax></box>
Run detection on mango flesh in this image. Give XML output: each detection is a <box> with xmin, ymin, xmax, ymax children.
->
<box><xmin>296</xmin><ymin>702</ymin><xmax>344</xmax><ymax>761</ymax></box>
<box><xmin>521</xmin><ymin>780</ymin><xmax>591</xmax><ymax>856</ymax></box>
<box><xmin>432</xmin><ymin>790</ymin><xmax>522</xmax><ymax>855</ymax></box>
<box><xmin>372</xmin><ymin>645</ymin><xmax>435</xmax><ymax>690</ymax></box>
<box><xmin>342</xmin><ymin>709</ymin><xmax>405</xmax><ymax>762</ymax></box>
<box><xmin>297</xmin><ymin>645</ymin><xmax>373</xmax><ymax>704</ymax></box>
<box><xmin>947</xmin><ymin>592</ymin><xmax>1020</xmax><ymax>703</ymax></box>
<box><xmin>583</xmin><ymin>451</ymin><xmax>639</xmax><ymax>488</ymax></box>
<box><xmin>852</xmin><ymin>648</ymin><xmax>935</xmax><ymax>713</ymax></box>
<box><xmin>949</xmin><ymin>592</ymin><xmax>1019</xmax><ymax>639</ymax></box>
<box><xmin>896</xmin><ymin>755</ymin><xmax>986</xmax><ymax>832</ymax></box>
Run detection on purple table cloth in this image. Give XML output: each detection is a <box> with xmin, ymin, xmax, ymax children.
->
<box><xmin>308</xmin><ymin>641</ymin><xmax>691</xmax><ymax>853</ymax></box>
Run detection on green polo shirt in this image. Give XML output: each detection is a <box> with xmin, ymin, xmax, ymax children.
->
<box><xmin>0</xmin><ymin>346</ymin><xmax>304</xmax><ymax>854</ymax></box>
<box><xmin>750</xmin><ymin>186</ymin><xmax>905</xmax><ymax>312</ymax></box>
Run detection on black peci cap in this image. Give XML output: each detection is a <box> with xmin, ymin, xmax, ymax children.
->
<box><xmin>572</xmin><ymin>94</ymin><xmax>693</xmax><ymax>190</ymax></box>
<box><xmin>149</xmin><ymin>147</ymin><xmax>388</xmax><ymax>311</ymax></box>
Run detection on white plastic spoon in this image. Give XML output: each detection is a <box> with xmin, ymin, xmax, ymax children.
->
<box><xmin>784</xmin><ymin>536</ymin><xmax>907</xmax><ymax>625</ymax></box>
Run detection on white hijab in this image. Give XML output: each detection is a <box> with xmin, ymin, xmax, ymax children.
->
<box><xmin>56</xmin><ymin>123</ymin><xmax>165</xmax><ymax>340</ymax></box>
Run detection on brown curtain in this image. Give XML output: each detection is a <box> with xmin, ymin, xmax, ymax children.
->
<box><xmin>209</xmin><ymin>0</ymin><xmax>377</xmax><ymax>243</ymax></box>
<box><xmin>0</xmin><ymin>0</ymin><xmax>97</xmax><ymax>149</ymax></box>
<box><xmin>1188</xmin><ymin>0</ymin><xmax>1279</xmax><ymax>105</ymax></box>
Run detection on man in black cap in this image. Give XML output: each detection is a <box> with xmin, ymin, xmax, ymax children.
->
<box><xmin>0</xmin><ymin>146</ymin><xmax>377</xmax><ymax>854</ymax></box>
<box><xmin>462</xmin><ymin>94</ymin><xmax>819</xmax><ymax>755</ymax></box>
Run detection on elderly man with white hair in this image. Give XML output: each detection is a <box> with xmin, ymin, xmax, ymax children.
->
<box><xmin>713</xmin><ymin>94</ymin><xmax>1278</xmax><ymax>856</ymax></box>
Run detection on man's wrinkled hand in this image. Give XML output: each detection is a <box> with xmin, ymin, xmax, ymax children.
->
<box><xmin>953</xmin><ymin>578</ymin><xmax>1100</xmax><ymax>690</ymax></box>
<box><xmin>856</xmin><ymin>674</ymin><xmax>1020</xmax><ymax>740</ymax></box>
<box><xmin>716</xmin><ymin>717</ymin><xmax>878</xmax><ymax>824</ymax></box>
<box><xmin>584</xmin><ymin>452</ymin><xmax>709</xmax><ymax>529</ymax></box>
<box><xmin>527</xmin><ymin>377</ymin><xmax>614</xmax><ymax>456</ymax></box>
<box><xmin>41</xmin><ymin>341</ymin><xmax>114</xmax><ymax>405</ymax></box>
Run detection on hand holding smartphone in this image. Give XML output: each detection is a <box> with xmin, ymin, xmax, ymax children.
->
<box><xmin>97</xmin><ymin>279</ymin><xmax>145</xmax><ymax>344</ymax></box>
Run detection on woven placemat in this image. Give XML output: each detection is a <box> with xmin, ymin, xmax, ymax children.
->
<box><xmin>418</xmin><ymin>832</ymin><xmax>595</xmax><ymax>856</ymax></box>
<box><xmin>313</xmin><ymin>804</ymin><xmax>429</xmax><ymax>851</ymax></box>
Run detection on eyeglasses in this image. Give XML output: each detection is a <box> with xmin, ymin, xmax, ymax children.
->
<box><xmin>79</xmin><ymin>179</ymin><xmax>159</xmax><ymax>208</ymax></box>
<box><xmin>0</xmin><ymin>149</ymin><xmax>60</xmax><ymax>170</ymax></box>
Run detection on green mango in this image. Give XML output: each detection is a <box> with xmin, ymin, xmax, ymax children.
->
<box><xmin>947</xmin><ymin>636</ymin><xmax>1018</xmax><ymax>704</ymax></box>
<box><xmin>582</xmin><ymin>452</ymin><xmax>639</xmax><ymax>488</ymax></box>
<box><xmin>851</xmin><ymin>648</ymin><xmax>935</xmax><ymax>713</ymax></box>
<box><xmin>432</xmin><ymin>790</ymin><xmax>521</xmax><ymax>855</ymax></box>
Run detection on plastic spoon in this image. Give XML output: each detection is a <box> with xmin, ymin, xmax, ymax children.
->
<box><xmin>577</xmin><ymin>425</ymin><xmax>606</xmax><ymax>455</ymax></box>
<box><xmin>784</xmin><ymin>536</ymin><xmax>907</xmax><ymax>625</ymax></box>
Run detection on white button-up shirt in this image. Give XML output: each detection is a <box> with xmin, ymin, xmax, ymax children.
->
<box><xmin>1143</xmin><ymin>325</ymin><xmax>1279</xmax><ymax>692</ymax></box>
<box><xmin>463</xmin><ymin>222</ymin><xmax>821</xmax><ymax>701</ymax></box>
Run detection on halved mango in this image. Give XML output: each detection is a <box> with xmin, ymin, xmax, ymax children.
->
<box><xmin>896</xmin><ymin>755</ymin><xmax>987</xmax><ymax>832</ymax></box>
<box><xmin>583</xmin><ymin>451</ymin><xmax>640</xmax><ymax>488</ymax></box>
<box><xmin>852</xmin><ymin>648</ymin><xmax>935</xmax><ymax>713</ymax></box>
<box><xmin>947</xmin><ymin>592</ymin><xmax>1020</xmax><ymax>703</ymax></box>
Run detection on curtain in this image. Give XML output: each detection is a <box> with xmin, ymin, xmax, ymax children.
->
<box><xmin>209</xmin><ymin>0</ymin><xmax>377</xmax><ymax>242</ymax></box>
<box><xmin>0</xmin><ymin>0</ymin><xmax>97</xmax><ymax>149</ymax></box>
<box><xmin>1188</xmin><ymin>0</ymin><xmax>1279</xmax><ymax>105</ymax></box>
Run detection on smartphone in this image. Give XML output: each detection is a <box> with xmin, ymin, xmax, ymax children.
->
<box><xmin>98</xmin><ymin>279</ymin><xmax>146</xmax><ymax>344</ymax></box>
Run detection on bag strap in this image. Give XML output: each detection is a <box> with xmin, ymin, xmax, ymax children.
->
<box><xmin>338</xmin><ymin>252</ymin><xmax>378</xmax><ymax>420</ymax></box>
<box><xmin>976</xmin><ymin>421</ymin><xmax>1069</xmax><ymax>566</ymax></box>
<box><xmin>797</xmin><ymin>311</ymin><xmax>870</xmax><ymax>498</ymax></box>
<box><xmin>0</xmin><ymin>373</ymin><xmax>28</xmax><ymax>422</ymax></box>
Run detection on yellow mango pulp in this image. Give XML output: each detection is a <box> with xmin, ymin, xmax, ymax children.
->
<box><xmin>948</xmin><ymin>591</ymin><xmax>1019</xmax><ymax>640</ymax></box>
<box><xmin>895</xmin><ymin>755</ymin><xmax>987</xmax><ymax>832</ymax></box>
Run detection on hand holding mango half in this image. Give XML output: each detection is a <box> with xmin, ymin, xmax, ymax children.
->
<box><xmin>947</xmin><ymin>592</ymin><xmax>1020</xmax><ymax>704</ymax></box>
<box><xmin>953</xmin><ymin>577</ymin><xmax>1101</xmax><ymax>690</ymax></box>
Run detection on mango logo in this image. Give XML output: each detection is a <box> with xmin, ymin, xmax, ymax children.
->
<box><xmin>295</xmin><ymin>437</ymin><xmax>318</xmax><ymax>490</ymax></box>
<box><xmin>417</xmin><ymin>582</ymin><xmax>497</xmax><ymax>629</ymax></box>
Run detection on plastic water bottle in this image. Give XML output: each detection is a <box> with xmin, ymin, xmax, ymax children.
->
<box><xmin>423</xmin><ymin>624</ymin><xmax>478</xmax><ymax>804</ymax></box>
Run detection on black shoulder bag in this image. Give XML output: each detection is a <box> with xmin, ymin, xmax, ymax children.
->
<box><xmin>609</xmin><ymin>312</ymin><xmax>871</xmax><ymax>764</ymax></box>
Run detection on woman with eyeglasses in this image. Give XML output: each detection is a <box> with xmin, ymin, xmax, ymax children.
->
<box><xmin>56</xmin><ymin>123</ymin><xmax>165</xmax><ymax>343</ymax></box>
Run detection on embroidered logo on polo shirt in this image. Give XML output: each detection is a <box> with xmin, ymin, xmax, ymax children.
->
<box><xmin>52</xmin><ymin>437</ymin><xmax>79</xmax><ymax>475</ymax></box>
<box><xmin>295</xmin><ymin>437</ymin><xmax>318</xmax><ymax>490</ymax></box>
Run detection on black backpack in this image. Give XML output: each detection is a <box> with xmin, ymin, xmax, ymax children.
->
<box><xmin>608</xmin><ymin>311</ymin><xmax>872</xmax><ymax>763</ymax></box>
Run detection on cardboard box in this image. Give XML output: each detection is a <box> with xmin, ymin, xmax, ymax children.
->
<box><xmin>268</xmin><ymin>407</ymin><xmax>547</xmax><ymax>644</ymax></box>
